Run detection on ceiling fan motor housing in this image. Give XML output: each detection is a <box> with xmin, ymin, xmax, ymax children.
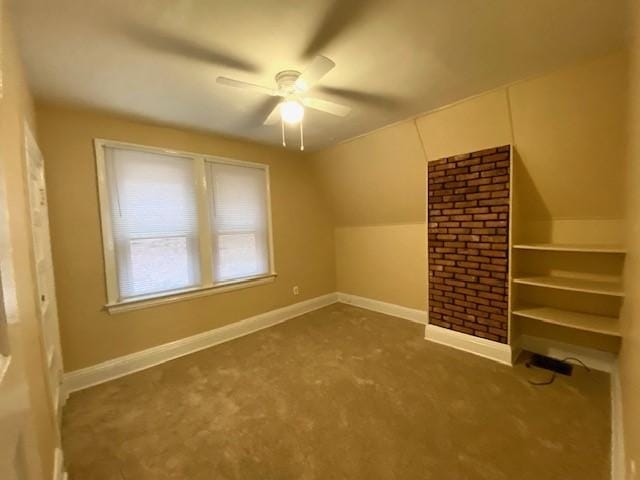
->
<box><xmin>275</xmin><ymin>70</ymin><xmax>302</xmax><ymax>95</ymax></box>
<box><xmin>215</xmin><ymin>55</ymin><xmax>350</xmax><ymax>134</ymax></box>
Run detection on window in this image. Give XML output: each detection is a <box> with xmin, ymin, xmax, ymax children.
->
<box><xmin>95</xmin><ymin>140</ymin><xmax>274</xmax><ymax>312</ymax></box>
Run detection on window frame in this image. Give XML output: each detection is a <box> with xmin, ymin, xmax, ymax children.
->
<box><xmin>94</xmin><ymin>138</ymin><xmax>276</xmax><ymax>314</ymax></box>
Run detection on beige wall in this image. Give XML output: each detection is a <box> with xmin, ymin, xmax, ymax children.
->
<box><xmin>310</xmin><ymin>121</ymin><xmax>427</xmax><ymax>310</ymax></box>
<box><xmin>509</xmin><ymin>53</ymin><xmax>627</xmax><ymax>222</ymax></box>
<box><xmin>36</xmin><ymin>105</ymin><xmax>336</xmax><ymax>371</ymax></box>
<box><xmin>621</xmin><ymin>3</ymin><xmax>640</xmax><ymax>476</ymax></box>
<box><xmin>311</xmin><ymin>121</ymin><xmax>427</xmax><ymax>227</ymax></box>
<box><xmin>415</xmin><ymin>89</ymin><xmax>513</xmax><ymax>161</ymax></box>
<box><xmin>0</xmin><ymin>7</ymin><xmax>60</xmax><ymax>478</ymax></box>
<box><xmin>312</xmin><ymin>52</ymin><xmax>628</xmax><ymax>323</ymax></box>
<box><xmin>335</xmin><ymin>224</ymin><xmax>426</xmax><ymax>310</ymax></box>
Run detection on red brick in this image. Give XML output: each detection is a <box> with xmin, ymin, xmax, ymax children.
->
<box><xmin>452</xmin><ymin>325</ymin><xmax>474</xmax><ymax>335</ymax></box>
<box><xmin>481</xmin><ymin>168</ymin><xmax>508</xmax><ymax>178</ymax></box>
<box><xmin>445</xmin><ymin>266</ymin><xmax>465</xmax><ymax>274</ymax></box>
<box><xmin>467</xmin><ymin>269</ymin><xmax>491</xmax><ymax>278</ymax></box>
<box><xmin>456</xmin><ymin>157</ymin><xmax>481</xmax><ymax>167</ymax></box>
<box><xmin>468</xmin><ymin>178</ymin><xmax>492</xmax><ymax>186</ymax></box>
<box><xmin>480</xmin><ymin>198</ymin><xmax>509</xmax><ymax>206</ymax></box>
<box><xmin>482</xmin><ymin>152</ymin><xmax>509</xmax><ymax>163</ymax></box>
<box><xmin>455</xmin><ymin>201</ymin><xmax>478</xmax><ymax>208</ymax></box>
<box><xmin>473</xmin><ymin>213</ymin><xmax>498</xmax><ymax>221</ymax></box>
<box><xmin>481</xmin><ymin>235</ymin><xmax>507</xmax><ymax>243</ymax></box>
<box><xmin>443</xmin><ymin>194</ymin><xmax>466</xmax><ymax>202</ymax></box>
<box><xmin>467</xmin><ymin>192</ymin><xmax>492</xmax><ymax>200</ymax></box>
<box><xmin>480</xmin><ymin>250</ymin><xmax>507</xmax><ymax>258</ymax></box>
<box><xmin>478</xmin><ymin>183</ymin><xmax>506</xmax><ymax>192</ymax></box>
<box><xmin>465</xmin><ymin>207</ymin><xmax>489</xmax><ymax>214</ymax></box>
<box><xmin>456</xmin><ymin>172</ymin><xmax>480</xmax><ymax>181</ymax></box>
<box><xmin>485</xmin><ymin>220</ymin><xmax>508</xmax><ymax>227</ymax></box>
<box><xmin>458</xmin><ymin>262</ymin><xmax>480</xmax><ymax>268</ymax></box>
<box><xmin>454</xmin><ymin>186</ymin><xmax>479</xmax><ymax>194</ymax></box>
<box><xmin>470</xmin><ymin>163</ymin><xmax>496</xmax><ymax>173</ymax></box>
<box><xmin>490</xmin><ymin>206</ymin><xmax>509</xmax><ymax>213</ymax></box>
<box><xmin>472</xmin><ymin>147</ymin><xmax>497</xmax><ymax>157</ymax></box>
<box><xmin>428</xmin><ymin>145</ymin><xmax>510</xmax><ymax>344</ymax></box>
<box><xmin>466</xmin><ymin>308</ymin><xmax>490</xmax><ymax>319</ymax></box>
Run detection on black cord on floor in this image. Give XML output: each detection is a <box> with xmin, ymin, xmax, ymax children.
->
<box><xmin>525</xmin><ymin>356</ymin><xmax>591</xmax><ymax>386</ymax></box>
<box><xmin>528</xmin><ymin>370</ymin><xmax>556</xmax><ymax>386</ymax></box>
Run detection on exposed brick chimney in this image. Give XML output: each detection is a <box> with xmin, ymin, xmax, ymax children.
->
<box><xmin>427</xmin><ymin>145</ymin><xmax>511</xmax><ymax>343</ymax></box>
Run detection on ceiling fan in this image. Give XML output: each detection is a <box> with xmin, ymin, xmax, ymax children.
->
<box><xmin>120</xmin><ymin>1</ymin><xmax>396</xmax><ymax>149</ymax></box>
<box><xmin>216</xmin><ymin>55</ymin><xmax>351</xmax><ymax>150</ymax></box>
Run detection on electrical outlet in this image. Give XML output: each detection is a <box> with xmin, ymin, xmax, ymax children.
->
<box><xmin>292</xmin><ymin>286</ymin><xmax>299</xmax><ymax>296</ymax></box>
<box><xmin>631</xmin><ymin>459</ymin><xmax>637</xmax><ymax>478</ymax></box>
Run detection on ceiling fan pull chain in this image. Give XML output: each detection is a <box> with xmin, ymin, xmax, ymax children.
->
<box><xmin>300</xmin><ymin>122</ymin><xmax>304</xmax><ymax>151</ymax></box>
<box><xmin>281</xmin><ymin>118</ymin><xmax>286</xmax><ymax>147</ymax></box>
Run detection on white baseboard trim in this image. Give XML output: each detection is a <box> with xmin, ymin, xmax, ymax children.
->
<box><xmin>611</xmin><ymin>364</ymin><xmax>625</xmax><ymax>480</ymax></box>
<box><xmin>518</xmin><ymin>334</ymin><xmax>616</xmax><ymax>373</ymax></box>
<box><xmin>336</xmin><ymin>292</ymin><xmax>427</xmax><ymax>325</ymax></box>
<box><xmin>63</xmin><ymin>293</ymin><xmax>338</xmax><ymax>394</ymax></box>
<box><xmin>335</xmin><ymin>293</ymin><xmax>512</xmax><ymax>365</ymax></box>
<box><xmin>53</xmin><ymin>447</ymin><xmax>65</xmax><ymax>480</ymax></box>
<box><xmin>517</xmin><ymin>333</ymin><xmax>623</xmax><ymax>479</ymax></box>
<box><xmin>424</xmin><ymin>324</ymin><xmax>514</xmax><ymax>365</ymax></box>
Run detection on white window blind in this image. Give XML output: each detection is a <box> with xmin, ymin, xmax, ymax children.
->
<box><xmin>105</xmin><ymin>147</ymin><xmax>200</xmax><ymax>299</ymax></box>
<box><xmin>206</xmin><ymin>162</ymin><xmax>270</xmax><ymax>282</ymax></box>
<box><xmin>97</xmin><ymin>140</ymin><xmax>274</xmax><ymax>308</ymax></box>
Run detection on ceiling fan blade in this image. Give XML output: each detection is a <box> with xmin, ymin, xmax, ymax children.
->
<box><xmin>303</xmin><ymin>0</ymin><xmax>378</xmax><ymax>58</ymax></box>
<box><xmin>216</xmin><ymin>77</ymin><xmax>281</xmax><ymax>96</ymax></box>
<box><xmin>303</xmin><ymin>97</ymin><xmax>351</xmax><ymax>117</ymax></box>
<box><xmin>118</xmin><ymin>21</ymin><xmax>258</xmax><ymax>73</ymax></box>
<box><xmin>263</xmin><ymin>103</ymin><xmax>282</xmax><ymax>125</ymax></box>
<box><xmin>316</xmin><ymin>86</ymin><xmax>403</xmax><ymax>109</ymax></box>
<box><xmin>295</xmin><ymin>55</ymin><xmax>335</xmax><ymax>91</ymax></box>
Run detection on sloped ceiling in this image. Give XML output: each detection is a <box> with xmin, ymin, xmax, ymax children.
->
<box><xmin>313</xmin><ymin>53</ymin><xmax>628</xmax><ymax>226</ymax></box>
<box><xmin>10</xmin><ymin>0</ymin><xmax>630</xmax><ymax>150</ymax></box>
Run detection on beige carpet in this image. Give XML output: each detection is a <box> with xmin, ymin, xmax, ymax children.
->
<box><xmin>62</xmin><ymin>304</ymin><xmax>611</xmax><ymax>479</ymax></box>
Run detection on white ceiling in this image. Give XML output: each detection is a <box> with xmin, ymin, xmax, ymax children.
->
<box><xmin>10</xmin><ymin>0</ymin><xmax>630</xmax><ymax>150</ymax></box>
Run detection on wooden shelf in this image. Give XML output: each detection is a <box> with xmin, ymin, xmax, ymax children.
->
<box><xmin>512</xmin><ymin>306</ymin><xmax>620</xmax><ymax>336</ymax></box>
<box><xmin>513</xmin><ymin>275</ymin><xmax>624</xmax><ymax>297</ymax></box>
<box><xmin>513</xmin><ymin>243</ymin><xmax>625</xmax><ymax>254</ymax></box>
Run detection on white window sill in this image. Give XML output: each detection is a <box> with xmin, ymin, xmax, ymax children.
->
<box><xmin>105</xmin><ymin>273</ymin><xmax>277</xmax><ymax>314</ymax></box>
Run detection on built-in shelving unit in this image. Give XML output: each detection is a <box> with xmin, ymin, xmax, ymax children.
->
<box><xmin>511</xmin><ymin>240</ymin><xmax>625</xmax><ymax>347</ymax></box>
<box><xmin>512</xmin><ymin>306</ymin><xmax>620</xmax><ymax>337</ymax></box>
<box><xmin>513</xmin><ymin>243</ymin><xmax>625</xmax><ymax>254</ymax></box>
<box><xmin>513</xmin><ymin>275</ymin><xmax>624</xmax><ymax>297</ymax></box>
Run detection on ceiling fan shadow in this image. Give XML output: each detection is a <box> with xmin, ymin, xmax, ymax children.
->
<box><xmin>120</xmin><ymin>22</ymin><xmax>258</xmax><ymax>73</ymax></box>
<box><xmin>302</xmin><ymin>0</ymin><xmax>379</xmax><ymax>59</ymax></box>
<box><xmin>317</xmin><ymin>86</ymin><xmax>403</xmax><ymax>110</ymax></box>
<box><xmin>239</xmin><ymin>96</ymin><xmax>281</xmax><ymax>129</ymax></box>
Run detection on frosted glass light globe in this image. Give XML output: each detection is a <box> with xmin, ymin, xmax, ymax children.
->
<box><xmin>280</xmin><ymin>100</ymin><xmax>304</xmax><ymax>125</ymax></box>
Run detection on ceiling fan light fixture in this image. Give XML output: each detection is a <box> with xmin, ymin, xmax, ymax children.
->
<box><xmin>280</xmin><ymin>100</ymin><xmax>304</xmax><ymax>124</ymax></box>
<box><xmin>215</xmin><ymin>55</ymin><xmax>349</xmax><ymax>150</ymax></box>
<box><xmin>294</xmin><ymin>78</ymin><xmax>308</xmax><ymax>92</ymax></box>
